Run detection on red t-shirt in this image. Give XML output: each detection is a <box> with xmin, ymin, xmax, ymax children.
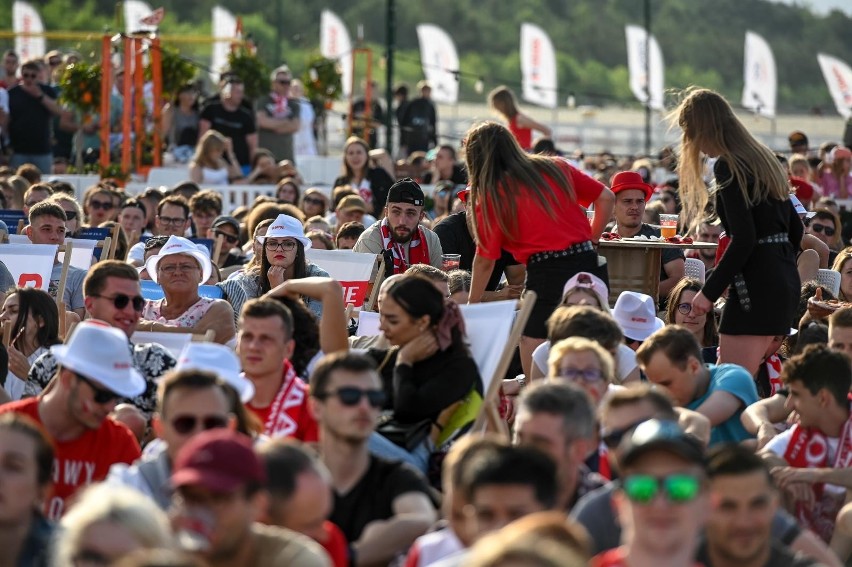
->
<box><xmin>475</xmin><ymin>159</ymin><xmax>605</xmax><ymax>264</ymax></box>
<box><xmin>321</xmin><ymin>520</ymin><xmax>349</xmax><ymax>567</ymax></box>
<box><xmin>508</xmin><ymin>115</ymin><xmax>533</xmax><ymax>150</ymax></box>
<box><xmin>0</xmin><ymin>398</ymin><xmax>141</xmax><ymax>519</ymax></box>
<box><xmin>246</xmin><ymin>363</ymin><xmax>318</xmax><ymax>442</ymax></box>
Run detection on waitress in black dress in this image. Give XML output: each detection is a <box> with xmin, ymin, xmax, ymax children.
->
<box><xmin>675</xmin><ymin>88</ymin><xmax>802</xmax><ymax>377</ymax></box>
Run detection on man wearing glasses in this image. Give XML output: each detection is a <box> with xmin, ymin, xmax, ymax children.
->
<box><xmin>208</xmin><ymin>215</ymin><xmax>246</xmax><ymax>268</ymax></box>
<box><xmin>7</xmin><ymin>59</ymin><xmax>62</xmax><ymax>174</ymax></box>
<box><xmin>310</xmin><ymin>351</ymin><xmax>436</xmax><ymax>567</ymax></box>
<box><xmin>127</xmin><ymin>195</ymin><xmax>191</xmax><ymax>266</ymax></box>
<box><xmin>256</xmin><ymin>65</ymin><xmax>301</xmax><ymax>164</ymax></box>
<box><xmin>25</xmin><ymin>261</ymin><xmax>176</xmax><ymax>415</ymax></box>
<box><xmin>0</xmin><ymin>321</ymin><xmax>145</xmax><ymax>519</ymax></box>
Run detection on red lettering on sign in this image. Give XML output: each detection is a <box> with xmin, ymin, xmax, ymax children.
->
<box><xmin>340</xmin><ymin>281</ymin><xmax>369</xmax><ymax>307</ymax></box>
<box><xmin>18</xmin><ymin>274</ymin><xmax>43</xmax><ymax>288</ymax></box>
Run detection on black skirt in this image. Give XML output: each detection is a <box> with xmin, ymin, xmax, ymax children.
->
<box><xmin>523</xmin><ymin>250</ymin><xmax>600</xmax><ymax>339</ymax></box>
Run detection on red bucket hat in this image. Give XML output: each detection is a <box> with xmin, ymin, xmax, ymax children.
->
<box><xmin>610</xmin><ymin>171</ymin><xmax>654</xmax><ymax>201</ymax></box>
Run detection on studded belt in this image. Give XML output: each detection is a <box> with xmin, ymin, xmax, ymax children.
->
<box><xmin>527</xmin><ymin>241</ymin><xmax>595</xmax><ymax>265</ymax></box>
<box><xmin>757</xmin><ymin>233</ymin><xmax>789</xmax><ymax>245</ymax></box>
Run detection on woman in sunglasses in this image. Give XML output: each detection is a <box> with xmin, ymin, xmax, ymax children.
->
<box><xmin>665</xmin><ymin>278</ymin><xmax>718</xmax><ymax>358</ymax></box>
<box><xmin>368</xmin><ymin>276</ymin><xmax>482</xmax><ymax>472</ymax></box>
<box><xmin>219</xmin><ymin>214</ymin><xmax>328</xmax><ymax>320</ymax></box>
<box><xmin>1</xmin><ymin>288</ymin><xmax>61</xmax><ymax>401</ymax></box>
<box><xmin>300</xmin><ymin>187</ymin><xmax>329</xmax><ymax>219</ymax></box>
<box><xmin>46</xmin><ymin>192</ymin><xmax>83</xmax><ymax>236</ymax></box>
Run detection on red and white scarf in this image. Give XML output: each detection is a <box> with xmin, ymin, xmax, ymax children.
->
<box><xmin>783</xmin><ymin>413</ymin><xmax>852</xmax><ymax>542</ymax></box>
<box><xmin>765</xmin><ymin>354</ymin><xmax>784</xmax><ymax>397</ymax></box>
<box><xmin>269</xmin><ymin>93</ymin><xmax>289</xmax><ymax>118</ymax></box>
<box><xmin>257</xmin><ymin>361</ymin><xmax>304</xmax><ymax>438</ymax></box>
<box><xmin>380</xmin><ymin>217</ymin><xmax>431</xmax><ymax>274</ymax></box>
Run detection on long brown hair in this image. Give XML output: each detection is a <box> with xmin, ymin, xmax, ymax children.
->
<box><xmin>671</xmin><ymin>87</ymin><xmax>788</xmax><ymax>226</ymax></box>
<box><xmin>464</xmin><ymin>121</ymin><xmax>575</xmax><ymax>243</ymax></box>
<box><xmin>488</xmin><ymin>86</ymin><xmax>519</xmax><ymax>119</ymax></box>
<box><xmin>665</xmin><ymin>278</ymin><xmax>718</xmax><ymax>347</ymax></box>
<box><xmin>341</xmin><ymin>136</ymin><xmax>370</xmax><ymax>180</ymax></box>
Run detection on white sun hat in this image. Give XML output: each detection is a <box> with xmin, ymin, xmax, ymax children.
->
<box><xmin>50</xmin><ymin>320</ymin><xmax>146</xmax><ymax>398</ymax></box>
<box><xmin>175</xmin><ymin>342</ymin><xmax>255</xmax><ymax>403</ymax></box>
<box><xmin>144</xmin><ymin>235</ymin><xmax>213</xmax><ymax>284</ymax></box>
<box><xmin>612</xmin><ymin>291</ymin><xmax>665</xmax><ymax>342</ymax></box>
<box><xmin>255</xmin><ymin>214</ymin><xmax>312</xmax><ymax>249</ymax></box>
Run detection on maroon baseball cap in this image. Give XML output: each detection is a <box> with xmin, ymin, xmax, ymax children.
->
<box><xmin>171</xmin><ymin>429</ymin><xmax>266</xmax><ymax>493</ymax></box>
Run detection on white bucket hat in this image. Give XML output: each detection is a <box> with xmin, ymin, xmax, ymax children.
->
<box><xmin>144</xmin><ymin>235</ymin><xmax>213</xmax><ymax>285</ymax></box>
<box><xmin>51</xmin><ymin>320</ymin><xmax>145</xmax><ymax>398</ymax></box>
<box><xmin>175</xmin><ymin>342</ymin><xmax>255</xmax><ymax>403</ymax></box>
<box><xmin>612</xmin><ymin>291</ymin><xmax>665</xmax><ymax>342</ymax></box>
<box><xmin>255</xmin><ymin>214</ymin><xmax>312</xmax><ymax>249</ymax></box>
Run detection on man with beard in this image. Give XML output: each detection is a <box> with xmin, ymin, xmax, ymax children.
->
<box><xmin>310</xmin><ymin>351</ymin><xmax>436</xmax><ymax>566</ymax></box>
<box><xmin>353</xmin><ymin>178</ymin><xmax>443</xmax><ymax>274</ymax></box>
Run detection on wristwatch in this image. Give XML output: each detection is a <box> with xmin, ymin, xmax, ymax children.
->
<box><xmin>515</xmin><ymin>374</ymin><xmax>526</xmax><ymax>388</ymax></box>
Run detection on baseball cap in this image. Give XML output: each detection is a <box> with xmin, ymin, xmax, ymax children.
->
<box><xmin>788</xmin><ymin>131</ymin><xmax>809</xmax><ymax>148</ymax></box>
<box><xmin>211</xmin><ymin>215</ymin><xmax>240</xmax><ymax>233</ymax></box>
<box><xmin>562</xmin><ymin>272</ymin><xmax>610</xmax><ymax>312</ymax></box>
<box><xmin>620</xmin><ymin>419</ymin><xmax>705</xmax><ymax>469</ymax></box>
<box><xmin>387</xmin><ymin>178</ymin><xmax>425</xmax><ymax>207</ymax></box>
<box><xmin>175</xmin><ymin>342</ymin><xmax>255</xmax><ymax>403</ymax></box>
<box><xmin>50</xmin><ymin>320</ymin><xmax>146</xmax><ymax>399</ymax></box>
<box><xmin>337</xmin><ymin>195</ymin><xmax>368</xmax><ymax>213</ymax></box>
<box><xmin>612</xmin><ymin>291</ymin><xmax>665</xmax><ymax>342</ymax></box>
<box><xmin>172</xmin><ymin>429</ymin><xmax>266</xmax><ymax>493</ymax></box>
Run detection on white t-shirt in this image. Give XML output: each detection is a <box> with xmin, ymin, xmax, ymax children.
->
<box><xmin>765</xmin><ymin>427</ymin><xmax>845</xmax><ymax>495</ymax></box>
<box><xmin>532</xmin><ymin>341</ymin><xmax>637</xmax><ymax>383</ymax></box>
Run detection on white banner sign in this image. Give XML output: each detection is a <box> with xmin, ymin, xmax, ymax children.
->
<box><xmin>817</xmin><ymin>53</ymin><xmax>852</xmax><ymax>120</ymax></box>
<box><xmin>320</xmin><ymin>10</ymin><xmax>353</xmax><ymax>98</ymax></box>
<box><xmin>305</xmin><ymin>249</ymin><xmax>376</xmax><ymax>308</ymax></box>
<box><xmin>625</xmin><ymin>24</ymin><xmax>665</xmax><ymax>111</ymax></box>
<box><xmin>0</xmin><ymin>243</ymin><xmax>56</xmax><ymax>291</ymax></box>
<box><xmin>12</xmin><ymin>2</ymin><xmax>45</xmax><ymax>61</ymax></box>
<box><xmin>520</xmin><ymin>23</ymin><xmax>557</xmax><ymax>109</ymax></box>
<box><xmin>124</xmin><ymin>0</ymin><xmax>157</xmax><ymax>34</ymax></box>
<box><xmin>742</xmin><ymin>31</ymin><xmax>777</xmax><ymax>117</ymax></box>
<box><xmin>211</xmin><ymin>6</ymin><xmax>237</xmax><ymax>82</ymax></box>
<box><xmin>416</xmin><ymin>24</ymin><xmax>460</xmax><ymax>104</ymax></box>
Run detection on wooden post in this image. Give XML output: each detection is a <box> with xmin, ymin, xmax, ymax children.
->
<box><xmin>150</xmin><ymin>36</ymin><xmax>163</xmax><ymax>167</ymax></box>
<box><xmin>99</xmin><ymin>35</ymin><xmax>112</xmax><ymax>171</ymax></box>
<box><xmin>133</xmin><ymin>38</ymin><xmax>145</xmax><ymax>173</ymax></box>
<box><xmin>121</xmin><ymin>36</ymin><xmax>134</xmax><ymax>175</ymax></box>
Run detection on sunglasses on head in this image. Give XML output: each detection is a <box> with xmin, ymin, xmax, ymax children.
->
<box><xmin>64</xmin><ymin>210</ymin><xmax>78</xmax><ymax>221</ymax></box>
<box><xmin>622</xmin><ymin>473</ymin><xmax>702</xmax><ymax>504</ymax></box>
<box><xmin>75</xmin><ymin>373</ymin><xmax>121</xmax><ymax>405</ymax></box>
<box><xmin>319</xmin><ymin>386</ymin><xmax>386</xmax><ymax>408</ymax></box>
<box><xmin>91</xmin><ymin>293</ymin><xmax>145</xmax><ymax>312</ymax></box>
<box><xmin>601</xmin><ymin>420</ymin><xmax>648</xmax><ymax>449</ymax></box>
<box><xmin>89</xmin><ymin>200</ymin><xmax>114</xmax><ymax>211</ymax></box>
<box><xmin>213</xmin><ymin>229</ymin><xmax>239</xmax><ymax>244</ymax></box>
<box><xmin>170</xmin><ymin>414</ymin><xmax>229</xmax><ymax>434</ymax></box>
<box><xmin>809</xmin><ymin>223</ymin><xmax>836</xmax><ymax>237</ymax></box>
<box><xmin>304</xmin><ymin>197</ymin><xmax>325</xmax><ymax>206</ymax></box>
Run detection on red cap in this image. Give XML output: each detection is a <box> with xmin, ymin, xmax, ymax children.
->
<box><xmin>610</xmin><ymin>171</ymin><xmax>654</xmax><ymax>201</ymax></box>
<box><xmin>789</xmin><ymin>176</ymin><xmax>814</xmax><ymax>203</ymax></box>
<box><xmin>171</xmin><ymin>429</ymin><xmax>265</xmax><ymax>493</ymax></box>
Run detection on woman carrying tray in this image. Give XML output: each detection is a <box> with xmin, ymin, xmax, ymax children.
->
<box><xmin>674</xmin><ymin>88</ymin><xmax>802</xmax><ymax>377</ymax></box>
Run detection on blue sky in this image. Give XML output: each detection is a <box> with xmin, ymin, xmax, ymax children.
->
<box><xmin>767</xmin><ymin>0</ymin><xmax>852</xmax><ymax>17</ymax></box>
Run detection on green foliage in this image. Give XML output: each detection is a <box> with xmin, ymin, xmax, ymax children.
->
<box><xmin>58</xmin><ymin>61</ymin><xmax>101</xmax><ymax>112</ymax></box>
<box><xmin>302</xmin><ymin>55</ymin><xmax>343</xmax><ymax>102</ymax></box>
<box><xmin>227</xmin><ymin>46</ymin><xmax>269</xmax><ymax>101</ymax></box>
<box><xmin>147</xmin><ymin>45</ymin><xmax>196</xmax><ymax>101</ymax></box>
<box><xmin>3</xmin><ymin>0</ymin><xmax>851</xmax><ymax>113</ymax></box>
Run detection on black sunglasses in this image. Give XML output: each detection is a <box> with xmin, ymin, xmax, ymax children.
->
<box><xmin>21</xmin><ymin>72</ymin><xmax>37</xmax><ymax>79</ymax></box>
<box><xmin>89</xmin><ymin>200</ymin><xmax>114</xmax><ymax>211</ymax></box>
<box><xmin>213</xmin><ymin>229</ymin><xmax>239</xmax><ymax>245</ymax></box>
<box><xmin>170</xmin><ymin>414</ymin><xmax>229</xmax><ymax>434</ymax></box>
<box><xmin>76</xmin><ymin>373</ymin><xmax>121</xmax><ymax>405</ymax></box>
<box><xmin>64</xmin><ymin>210</ymin><xmax>78</xmax><ymax>221</ymax></box>
<box><xmin>809</xmin><ymin>223</ymin><xmax>836</xmax><ymax>237</ymax></box>
<box><xmin>90</xmin><ymin>293</ymin><xmax>145</xmax><ymax>312</ymax></box>
<box><xmin>304</xmin><ymin>197</ymin><xmax>326</xmax><ymax>206</ymax></box>
<box><xmin>601</xmin><ymin>419</ymin><xmax>649</xmax><ymax>449</ymax></box>
<box><xmin>276</xmin><ymin>79</ymin><xmax>292</xmax><ymax>85</ymax></box>
<box><xmin>319</xmin><ymin>387</ymin><xmax>386</xmax><ymax>408</ymax></box>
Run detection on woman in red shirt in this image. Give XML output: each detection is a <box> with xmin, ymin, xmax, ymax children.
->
<box><xmin>487</xmin><ymin>86</ymin><xmax>552</xmax><ymax>151</ymax></box>
<box><xmin>465</xmin><ymin>121</ymin><xmax>615</xmax><ymax>376</ymax></box>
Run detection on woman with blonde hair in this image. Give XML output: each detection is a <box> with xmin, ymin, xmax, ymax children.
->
<box><xmin>673</xmin><ymin>87</ymin><xmax>801</xmax><ymax>376</ymax></box>
<box><xmin>54</xmin><ymin>484</ymin><xmax>174</xmax><ymax>566</ymax></box>
<box><xmin>465</xmin><ymin>121</ymin><xmax>614</xmax><ymax>377</ymax></box>
<box><xmin>487</xmin><ymin>86</ymin><xmax>552</xmax><ymax>151</ymax></box>
<box><xmin>831</xmin><ymin>249</ymin><xmax>852</xmax><ymax>302</ymax></box>
<box><xmin>547</xmin><ymin>336</ymin><xmax>615</xmax><ymax>405</ymax></box>
<box><xmin>188</xmin><ymin>129</ymin><xmax>243</xmax><ymax>185</ymax></box>
<box><xmin>332</xmin><ymin>136</ymin><xmax>395</xmax><ymax>217</ymax></box>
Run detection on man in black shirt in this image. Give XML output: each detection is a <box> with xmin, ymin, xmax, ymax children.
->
<box><xmin>399</xmin><ymin>81</ymin><xmax>437</xmax><ymax>156</ymax></box>
<box><xmin>311</xmin><ymin>352</ymin><xmax>436</xmax><ymax>566</ymax></box>
<box><xmin>351</xmin><ymin>80</ymin><xmax>384</xmax><ymax>150</ymax></box>
<box><xmin>200</xmin><ymin>77</ymin><xmax>257</xmax><ymax>173</ymax></box>
<box><xmin>8</xmin><ymin>59</ymin><xmax>62</xmax><ymax>174</ymax></box>
<box><xmin>434</xmin><ymin>189</ymin><xmax>524</xmax><ymax>300</ymax></box>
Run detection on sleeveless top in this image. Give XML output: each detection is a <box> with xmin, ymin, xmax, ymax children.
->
<box><xmin>200</xmin><ymin>166</ymin><xmax>230</xmax><ymax>185</ymax></box>
<box><xmin>508</xmin><ymin>115</ymin><xmax>532</xmax><ymax>150</ymax></box>
<box><xmin>142</xmin><ymin>296</ymin><xmax>216</xmax><ymax>327</ymax></box>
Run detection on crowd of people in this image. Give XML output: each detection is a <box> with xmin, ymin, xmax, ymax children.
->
<box><xmin>0</xmin><ymin>48</ymin><xmax>851</xmax><ymax>567</ymax></box>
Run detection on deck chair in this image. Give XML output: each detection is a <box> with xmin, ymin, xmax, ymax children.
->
<box><xmin>77</xmin><ymin>226</ymin><xmax>117</xmax><ymax>261</ymax></box>
<box><xmin>131</xmin><ymin>328</ymin><xmax>216</xmax><ymax>358</ymax></box>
